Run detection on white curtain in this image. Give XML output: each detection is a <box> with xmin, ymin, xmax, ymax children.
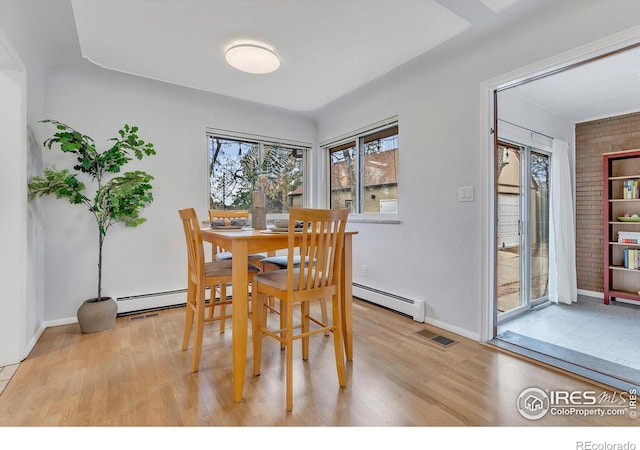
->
<box><xmin>548</xmin><ymin>138</ymin><xmax>577</xmax><ymax>304</ymax></box>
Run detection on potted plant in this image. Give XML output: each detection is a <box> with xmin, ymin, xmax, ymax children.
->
<box><xmin>28</xmin><ymin>120</ymin><xmax>156</xmax><ymax>333</ymax></box>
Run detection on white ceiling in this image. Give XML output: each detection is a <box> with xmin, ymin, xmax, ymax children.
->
<box><xmin>59</xmin><ymin>0</ymin><xmax>640</xmax><ymax>120</ymax></box>
<box><xmin>69</xmin><ymin>0</ymin><xmax>530</xmax><ymax>112</ymax></box>
<box><xmin>504</xmin><ymin>45</ymin><xmax>640</xmax><ymax>123</ymax></box>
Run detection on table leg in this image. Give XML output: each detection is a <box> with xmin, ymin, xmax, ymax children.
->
<box><xmin>341</xmin><ymin>235</ymin><xmax>353</xmax><ymax>361</ymax></box>
<box><xmin>231</xmin><ymin>240</ymin><xmax>249</xmax><ymax>402</ymax></box>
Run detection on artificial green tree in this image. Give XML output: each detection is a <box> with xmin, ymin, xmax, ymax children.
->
<box><xmin>28</xmin><ymin>120</ymin><xmax>156</xmax><ymax>301</ymax></box>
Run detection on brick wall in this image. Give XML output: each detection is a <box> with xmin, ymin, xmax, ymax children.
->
<box><xmin>575</xmin><ymin>112</ymin><xmax>640</xmax><ymax>293</ymax></box>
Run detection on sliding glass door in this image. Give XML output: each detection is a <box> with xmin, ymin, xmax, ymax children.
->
<box><xmin>496</xmin><ymin>141</ymin><xmax>550</xmax><ymax>320</ymax></box>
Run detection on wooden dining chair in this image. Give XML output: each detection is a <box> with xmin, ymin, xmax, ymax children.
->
<box><xmin>251</xmin><ymin>207</ymin><xmax>349</xmax><ymax>411</ymax></box>
<box><xmin>179</xmin><ymin>208</ymin><xmax>260</xmax><ymax>372</ymax></box>
<box><xmin>260</xmin><ymin>254</ymin><xmax>329</xmax><ymax>341</ymax></box>
<box><xmin>208</xmin><ymin>209</ymin><xmax>265</xmax><ymax>320</ymax></box>
<box><xmin>209</xmin><ymin>209</ymin><xmax>265</xmax><ymax>265</ymax></box>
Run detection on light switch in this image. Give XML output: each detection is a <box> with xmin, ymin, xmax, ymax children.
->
<box><xmin>458</xmin><ymin>185</ymin><xmax>474</xmax><ymax>202</ymax></box>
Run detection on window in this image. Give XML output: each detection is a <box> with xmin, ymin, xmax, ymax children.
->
<box><xmin>208</xmin><ymin>132</ymin><xmax>308</xmax><ymax>214</ymax></box>
<box><xmin>327</xmin><ymin>123</ymin><xmax>398</xmax><ymax>214</ymax></box>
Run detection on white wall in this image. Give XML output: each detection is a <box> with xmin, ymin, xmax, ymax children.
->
<box><xmin>0</xmin><ymin>0</ymin><xmax>48</xmax><ymax>365</ymax></box>
<box><xmin>315</xmin><ymin>57</ymin><xmax>487</xmax><ymax>337</ymax></box>
<box><xmin>314</xmin><ymin>1</ymin><xmax>640</xmax><ymax>339</ymax></box>
<box><xmin>497</xmin><ymin>90</ymin><xmax>576</xmax><ymax>194</ymax></box>
<box><xmin>0</xmin><ymin>68</ymin><xmax>27</xmax><ymax>366</ymax></box>
<box><xmin>43</xmin><ymin>63</ymin><xmax>316</xmax><ymax>320</ymax></box>
<box><xmin>6</xmin><ymin>0</ymin><xmax>640</xmax><ymax>346</ymax></box>
<box><xmin>498</xmin><ymin>91</ymin><xmax>574</xmax><ymax>148</ymax></box>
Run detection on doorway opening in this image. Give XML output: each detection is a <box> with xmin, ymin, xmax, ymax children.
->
<box><xmin>487</xmin><ymin>39</ymin><xmax>640</xmax><ymax>390</ymax></box>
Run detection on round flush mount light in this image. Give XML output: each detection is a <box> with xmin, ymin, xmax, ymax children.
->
<box><xmin>224</xmin><ymin>44</ymin><xmax>280</xmax><ymax>74</ymax></box>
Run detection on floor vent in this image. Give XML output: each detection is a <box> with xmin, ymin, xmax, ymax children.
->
<box><xmin>127</xmin><ymin>312</ymin><xmax>159</xmax><ymax>322</ymax></box>
<box><xmin>431</xmin><ymin>335</ymin><xmax>457</xmax><ymax>347</ymax></box>
<box><xmin>415</xmin><ymin>329</ymin><xmax>458</xmax><ymax>347</ymax></box>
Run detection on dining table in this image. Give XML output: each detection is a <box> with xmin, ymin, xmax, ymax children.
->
<box><xmin>201</xmin><ymin>226</ymin><xmax>358</xmax><ymax>403</ymax></box>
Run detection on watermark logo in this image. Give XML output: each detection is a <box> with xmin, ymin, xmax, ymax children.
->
<box><xmin>517</xmin><ymin>387</ymin><xmax>550</xmax><ymax>420</ymax></box>
<box><xmin>516</xmin><ymin>387</ymin><xmax>637</xmax><ymax>420</ymax></box>
<box><xmin>576</xmin><ymin>442</ymin><xmax>636</xmax><ymax>450</ymax></box>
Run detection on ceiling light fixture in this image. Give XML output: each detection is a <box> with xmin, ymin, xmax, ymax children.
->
<box><xmin>225</xmin><ymin>44</ymin><xmax>280</xmax><ymax>74</ymax></box>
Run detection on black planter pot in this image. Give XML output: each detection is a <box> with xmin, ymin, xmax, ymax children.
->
<box><xmin>76</xmin><ymin>297</ymin><xmax>117</xmax><ymax>333</ymax></box>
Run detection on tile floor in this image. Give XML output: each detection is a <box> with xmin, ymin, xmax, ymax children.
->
<box><xmin>0</xmin><ymin>364</ymin><xmax>20</xmax><ymax>396</ymax></box>
<box><xmin>498</xmin><ymin>294</ymin><xmax>640</xmax><ymax>372</ymax></box>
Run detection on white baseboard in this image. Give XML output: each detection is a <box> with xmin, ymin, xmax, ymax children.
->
<box><xmin>44</xmin><ymin>317</ymin><xmax>77</xmax><ymax>328</ymax></box>
<box><xmin>352</xmin><ymin>283</ymin><xmax>481</xmax><ymax>341</ymax></box>
<box><xmin>41</xmin><ymin>291</ymin><xmax>188</xmax><ymax>332</ymax></box>
<box><xmin>422</xmin><ymin>316</ymin><xmax>480</xmax><ymax>341</ymax></box>
<box><xmin>26</xmin><ymin>323</ymin><xmax>47</xmax><ymax>358</ymax></box>
<box><xmin>578</xmin><ymin>288</ymin><xmax>640</xmax><ymax>306</ymax></box>
<box><xmin>0</xmin><ymin>322</ymin><xmax>48</xmax><ymax>366</ymax></box>
<box><xmin>577</xmin><ymin>289</ymin><xmax>604</xmax><ymax>299</ymax></box>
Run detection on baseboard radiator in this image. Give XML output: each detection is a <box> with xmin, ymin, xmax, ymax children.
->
<box><xmin>117</xmin><ymin>284</ymin><xmax>427</xmax><ymax>323</ymax></box>
<box><xmin>352</xmin><ymin>283</ymin><xmax>426</xmax><ymax>322</ymax></box>
<box><xmin>116</xmin><ymin>285</ymin><xmax>236</xmax><ymax>315</ymax></box>
<box><xmin>116</xmin><ymin>289</ymin><xmax>188</xmax><ymax>315</ymax></box>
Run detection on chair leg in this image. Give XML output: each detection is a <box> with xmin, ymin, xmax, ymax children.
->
<box><xmin>279</xmin><ymin>298</ymin><xmax>286</xmax><ymax>350</ymax></box>
<box><xmin>219</xmin><ymin>283</ymin><xmax>227</xmax><ymax>334</ymax></box>
<box><xmin>252</xmin><ymin>289</ymin><xmax>267</xmax><ymax>376</ymax></box>
<box><xmin>181</xmin><ymin>280</ymin><xmax>196</xmax><ymax>351</ymax></box>
<box><xmin>262</xmin><ymin>261</ymin><xmax>276</xmax><ymax>315</ymax></box>
<box><xmin>207</xmin><ymin>287</ymin><xmax>216</xmax><ymax>320</ymax></box>
<box><xmin>331</xmin><ymin>293</ymin><xmax>347</xmax><ymax>387</ymax></box>
<box><xmin>301</xmin><ymin>301</ymin><xmax>310</xmax><ymax>361</ymax></box>
<box><xmin>320</xmin><ymin>298</ymin><xmax>329</xmax><ymax>336</ymax></box>
<box><xmin>285</xmin><ymin>298</ymin><xmax>294</xmax><ymax>411</ymax></box>
<box><xmin>190</xmin><ymin>283</ymin><xmax>206</xmax><ymax>373</ymax></box>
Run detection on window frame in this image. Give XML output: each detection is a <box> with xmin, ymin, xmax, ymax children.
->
<box><xmin>322</xmin><ymin>118</ymin><xmax>400</xmax><ymax>222</ymax></box>
<box><xmin>206</xmin><ymin>128</ymin><xmax>311</xmax><ymax>217</ymax></box>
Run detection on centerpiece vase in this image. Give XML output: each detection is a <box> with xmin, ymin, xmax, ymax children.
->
<box><xmin>252</xmin><ymin>190</ymin><xmax>266</xmax><ymax>230</ymax></box>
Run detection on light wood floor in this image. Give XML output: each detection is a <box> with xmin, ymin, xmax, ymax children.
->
<box><xmin>0</xmin><ymin>298</ymin><xmax>635</xmax><ymax>426</ymax></box>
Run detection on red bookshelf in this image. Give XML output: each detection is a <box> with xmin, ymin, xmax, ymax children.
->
<box><xmin>603</xmin><ymin>149</ymin><xmax>640</xmax><ymax>305</ymax></box>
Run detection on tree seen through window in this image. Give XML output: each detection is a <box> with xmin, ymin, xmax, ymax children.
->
<box><xmin>208</xmin><ymin>136</ymin><xmax>305</xmax><ymax>214</ymax></box>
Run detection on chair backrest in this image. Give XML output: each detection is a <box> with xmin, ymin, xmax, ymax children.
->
<box><xmin>209</xmin><ymin>209</ymin><xmax>250</xmax><ymax>222</ymax></box>
<box><xmin>179</xmin><ymin>208</ymin><xmax>205</xmax><ymax>285</ymax></box>
<box><xmin>287</xmin><ymin>208</ymin><xmax>349</xmax><ymax>294</ymax></box>
<box><xmin>209</xmin><ymin>210</ymin><xmax>250</xmax><ymax>257</ymax></box>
